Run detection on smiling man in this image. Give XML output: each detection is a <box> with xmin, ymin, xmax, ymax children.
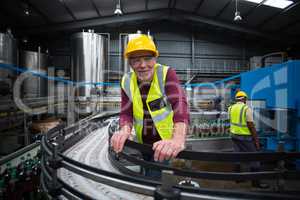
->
<box><xmin>110</xmin><ymin>34</ymin><xmax>189</xmax><ymax>176</ymax></box>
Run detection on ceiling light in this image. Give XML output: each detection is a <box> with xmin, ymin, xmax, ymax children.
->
<box><xmin>21</xmin><ymin>0</ymin><xmax>31</xmax><ymax>16</ymax></box>
<box><xmin>234</xmin><ymin>0</ymin><xmax>242</xmax><ymax>22</ymax></box>
<box><xmin>234</xmin><ymin>11</ymin><xmax>242</xmax><ymax>21</ymax></box>
<box><xmin>114</xmin><ymin>0</ymin><xmax>123</xmax><ymax>16</ymax></box>
<box><xmin>24</xmin><ymin>8</ymin><xmax>30</xmax><ymax>16</ymax></box>
<box><xmin>263</xmin><ymin>0</ymin><xmax>293</xmax><ymax>9</ymax></box>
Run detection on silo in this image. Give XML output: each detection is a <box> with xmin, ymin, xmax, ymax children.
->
<box><xmin>0</xmin><ymin>30</ymin><xmax>18</xmax><ymax>96</ymax></box>
<box><xmin>121</xmin><ymin>34</ymin><xmax>130</xmax><ymax>73</ymax></box>
<box><xmin>71</xmin><ymin>30</ymin><xmax>108</xmax><ymax>114</ymax></box>
<box><xmin>95</xmin><ymin>33</ymin><xmax>107</xmax><ymax>93</ymax></box>
<box><xmin>71</xmin><ymin>30</ymin><xmax>107</xmax><ymax>98</ymax></box>
<box><xmin>19</xmin><ymin>49</ymin><xmax>49</xmax><ymax>98</ymax></box>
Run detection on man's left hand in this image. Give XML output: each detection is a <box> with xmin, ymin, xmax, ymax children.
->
<box><xmin>152</xmin><ymin>139</ymin><xmax>185</xmax><ymax>162</ymax></box>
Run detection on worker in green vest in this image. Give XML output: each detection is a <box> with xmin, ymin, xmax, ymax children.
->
<box><xmin>228</xmin><ymin>91</ymin><xmax>269</xmax><ymax>188</ymax></box>
<box><xmin>110</xmin><ymin>34</ymin><xmax>189</xmax><ymax>173</ymax></box>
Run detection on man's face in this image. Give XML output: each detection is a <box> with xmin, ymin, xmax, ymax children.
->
<box><xmin>128</xmin><ymin>51</ymin><xmax>156</xmax><ymax>82</ymax></box>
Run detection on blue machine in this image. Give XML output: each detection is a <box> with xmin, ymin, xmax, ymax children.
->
<box><xmin>185</xmin><ymin>60</ymin><xmax>300</xmax><ymax>168</ymax></box>
<box><xmin>239</xmin><ymin>60</ymin><xmax>300</xmax><ymax>153</ymax></box>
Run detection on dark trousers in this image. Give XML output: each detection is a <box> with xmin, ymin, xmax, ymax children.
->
<box><xmin>231</xmin><ymin>135</ymin><xmax>260</xmax><ymax>171</ymax></box>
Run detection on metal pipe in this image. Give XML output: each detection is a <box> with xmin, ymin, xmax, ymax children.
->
<box><xmin>97</xmin><ymin>32</ymin><xmax>110</xmax><ymax>73</ymax></box>
<box><xmin>41</xmin><ymin>156</ymin><xmax>52</xmax><ymax>181</ymax></box>
<box><xmin>38</xmin><ymin>46</ymin><xmax>41</xmax><ymax>97</ymax></box>
<box><xmin>191</xmin><ymin>33</ymin><xmax>195</xmax><ymax>69</ymax></box>
<box><xmin>119</xmin><ymin>33</ymin><xmax>129</xmax><ymax>73</ymax></box>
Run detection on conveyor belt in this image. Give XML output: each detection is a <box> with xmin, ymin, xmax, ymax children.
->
<box><xmin>41</xmin><ymin>113</ymin><xmax>300</xmax><ymax>200</ymax></box>
<box><xmin>58</xmin><ymin>119</ymin><xmax>152</xmax><ymax>200</ymax></box>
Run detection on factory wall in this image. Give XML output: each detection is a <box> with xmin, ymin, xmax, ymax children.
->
<box><xmin>108</xmin><ymin>30</ymin><xmax>270</xmax><ymax>73</ymax></box>
<box><xmin>46</xmin><ymin>25</ymin><xmax>276</xmax><ymax>81</ymax></box>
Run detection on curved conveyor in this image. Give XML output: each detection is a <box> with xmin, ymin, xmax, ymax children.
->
<box><xmin>40</xmin><ymin>113</ymin><xmax>300</xmax><ymax>200</ymax></box>
<box><xmin>58</xmin><ymin>118</ymin><xmax>151</xmax><ymax>200</ymax></box>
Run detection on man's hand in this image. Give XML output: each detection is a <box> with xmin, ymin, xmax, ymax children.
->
<box><xmin>152</xmin><ymin>138</ymin><xmax>185</xmax><ymax>162</ymax></box>
<box><xmin>247</xmin><ymin>122</ymin><xmax>260</xmax><ymax>150</ymax></box>
<box><xmin>110</xmin><ymin>125</ymin><xmax>131</xmax><ymax>153</ymax></box>
<box><xmin>255</xmin><ymin>140</ymin><xmax>260</xmax><ymax>150</ymax></box>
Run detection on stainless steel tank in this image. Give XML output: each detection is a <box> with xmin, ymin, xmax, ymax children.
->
<box><xmin>0</xmin><ymin>31</ymin><xmax>18</xmax><ymax>95</ymax></box>
<box><xmin>71</xmin><ymin>31</ymin><xmax>107</xmax><ymax>98</ymax></box>
<box><xmin>121</xmin><ymin>34</ymin><xmax>130</xmax><ymax>73</ymax></box>
<box><xmin>19</xmin><ymin>49</ymin><xmax>49</xmax><ymax>98</ymax></box>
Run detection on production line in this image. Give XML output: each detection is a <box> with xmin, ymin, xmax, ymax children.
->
<box><xmin>37</xmin><ymin>113</ymin><xmax>300</xmax><ymax>200</ymax></box>
<box><xmin>1</xmin><ymin>0</ymin><xmax>300</xmax><ymax>199</ymax></box>
<box><xmin>1</xmin><ymin>29</ymin><xmax>300</xmax><ymax>199</ymax></box>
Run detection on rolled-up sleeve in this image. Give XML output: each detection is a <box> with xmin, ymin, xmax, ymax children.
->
<box><xmin>246</xmin><ymin>107</ymin><xmax>254</xmax><ymax>122</ymax></box>
<box><xmin>119</xmin><ymin>89</ymin><xmax>133</xmax><ymax>127</ymax></box>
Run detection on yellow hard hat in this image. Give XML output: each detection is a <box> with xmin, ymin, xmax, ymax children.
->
<box><xmin>124</xmin><ymin>34</ymin><xmax>159</xmax><ymax>58</ymax></box>
<box><xmin>235</xmin><ymin>91</ymin><xmax>248</xmax><ymax>99</ymax></box>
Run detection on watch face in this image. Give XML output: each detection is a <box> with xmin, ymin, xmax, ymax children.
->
<box><xmin>148</xmin><ymin>97</ymin><xmax>166</xmax><ymax>111</ymax></box>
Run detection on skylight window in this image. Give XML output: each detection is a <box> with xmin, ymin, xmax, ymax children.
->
<box><xmin>244</xmin><ymin>0</ymin><xmax>293</xmax><ymax>9</ymax></box>
<box><xmin>245</xmin><ymin>0</ymin><xmax>263</xmax><ymax>3</ymax></box>
<box><xmin>263</xmin><ymin>0</ymin><xmax>293</xmax><ymax>9</ymax></box>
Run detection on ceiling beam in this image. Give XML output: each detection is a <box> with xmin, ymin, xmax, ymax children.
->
<box><xmin>256</xmin><ymin>1</ymin><xmax>300</xmax><ymax>28</ymax></box>
<box><xmin>27</xmin><ymin>0</ymin><xmax>52</xmax><ymax>23</ymax></box>
<box><xmin>21</xmin><ymin>9</ymin><xmax>169</xmax><ymax>34</ymax></box>
<box><xmin>277</xmin><ymin>19</ymin><xmax>300</xmax><ymax>32</ymax></box>
<box><xmin>214</xmin><ymin>0</ymin><xmax>233</xmax><ymax>18</ymax></box>
<box><xmin>194</xmin><ymin>0</ymin><xmax>205</xmax><ymax>13</ymax></box>
<box><xmin>19</xmin><ymin>8</ymin><xmax>294</xmax><ymax>43</ymax></box>
<box><xmin>242</xmin><ymin>0</ymin><xmax>268</xmax><ymax>21</ymax></box>
<box><xmin>168</xmin><ymin>0</ymin><xmax>173</xmax><ymax>9</ymax></box>
<box><xmin>0</xmin><ymin>6</ymin><xmax>19</xmax><ymax>27</ymax></box>
<box><xmin>145</xmin><ymin>0</ymin><xmax>149</xmax><ymax>10</ymax></box>
<box><xmin>172</xmin><ymin>0</ymin><xmax>177</xmax><ymax>9</ymax></box>
<box><xmin>173</xmin><ymin>9</ymin><xmax>280</xmax><ymax>40</ymax></box>
<box><xmin>58</xmin><ymin>0</ymin><xmax>77</xmax><ymax>21</ymax></box>
<box><xmin>89</xmin><ymin>0</ymin><xmax>101</xmax><ymax>17</ymax></box>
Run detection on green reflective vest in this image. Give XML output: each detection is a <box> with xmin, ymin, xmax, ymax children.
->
<box><xmin>228</xmin><ymin>102</ymin><xmax>251</xmax><ymax>135</ymax></box>
<box><xmin>121</xmin><ymin>64</ymin><xmax>174</xmax><ymax>143</ymax></box>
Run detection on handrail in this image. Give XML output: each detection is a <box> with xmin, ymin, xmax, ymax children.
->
<box><xmin>40</xmin><ymin>112</ymin><xmax>300</xmax><ymax>200</ymax></box>
<box><xmin>123</xmin><ymin>140</ymin><xmax>300</xmax><ymax>162</ymax></box>
<box><xmin>0</xmin><ymin>142</ymin><xmax>40</xmax><ymax>165</ymax></box>
<box><xmin>261</xmin><ymin>52</ymin><xmax>288</xmax><ymax>67</ymax></box>
<box><xmin>118</xmin><ymin>150</ymin><xmax>300</xmax><ymax>181</ymax></box>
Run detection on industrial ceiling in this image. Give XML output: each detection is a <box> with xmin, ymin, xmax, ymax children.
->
<box><xmin>1</xmin><ymin>0</ymin><xmax>300</xmax><ymax>43</ymax></box>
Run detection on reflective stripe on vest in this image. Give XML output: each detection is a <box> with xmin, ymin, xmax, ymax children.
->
<box><xmin>121</xmin><ymin>64</ymin><xmax>174</xmax><ymax>143</ymax></box>
<box><xmin>229</xmin><ymin>103</ymin><xmax>251</xmax><ymax>135</ymax></box>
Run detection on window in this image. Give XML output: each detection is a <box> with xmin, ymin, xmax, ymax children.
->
<box><xmin>244</xmin><ymin>0</ymin><xmax>293</xmax><ymax>9</ymax></box>
<box><xmin>245</xmin><ymin>0</ymin><xmax>263</xmax><ymax>3</ymax></box>
<box><xmin>263</xmin><ymin>0</ymin><xmax>293</xmax><ymax>9</ymax></box>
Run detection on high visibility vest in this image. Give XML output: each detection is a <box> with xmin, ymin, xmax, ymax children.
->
<box><xmin>228</xmin><ymin>103</ymin><xmax>251</xmax><ymax>135</ymax></box>
<box><xmin>121</xmin><ymin>64</ymin><xmax>174</xmax><ymax>143</ymax></box>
